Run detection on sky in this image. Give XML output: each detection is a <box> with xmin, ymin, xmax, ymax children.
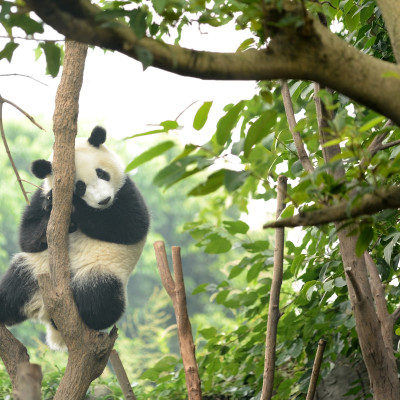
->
<box><xmin>0</xmin><ymin>22</ymin><xmax>257</xmax><ymax>146</ymax></box>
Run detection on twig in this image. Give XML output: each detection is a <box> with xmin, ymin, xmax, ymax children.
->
<box><xmin>306</xmin><ymin>339</ymin><xmax>326</xmax><ymax>400</ymax></box>
<box><xmin>261</xmin><ymin>175</ymin><xmax>287</xmax><ymax>400</ymax></box>
<box><xmin>154</xmin><ymin>241</ymin><xmax>202</xmax><ymax>400</ymax></box>
<box><xmin>392</xmin><ymin>306</ymin><xmax>400</xmax><ymax>323</ymax></box>
<box><xmin>0</xmin><ymin>73</ymin><xmax>48</xmax><ymax>86</ymax></box>
<box><xmin>0</xmin><ymin>95</ymin><xmax>46</xmax><ymax>131</ymax></box>
<box><xmin>280</xmin><ymin>81</ymin><xmax>314</xmax><ymax>173</ymax></box>
<box><xmin>15</xmin><ymin>363</ymin><xmax>42</xmax><ymax>400</ymax></box>
<box><xmin>0</xmin><ymin>100</ymin><xmax>30</xmax><ymax>205</ymax></box>
<box><xmin>109</xmin><ymin>350</ymin><xmax>136</xmax><ymax>400</ymax></box>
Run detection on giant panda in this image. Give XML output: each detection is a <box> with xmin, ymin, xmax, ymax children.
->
<box><xmin>0</xmin><ymin>126</ymin><xmax>150</xmax><ymax>349</ymax></box>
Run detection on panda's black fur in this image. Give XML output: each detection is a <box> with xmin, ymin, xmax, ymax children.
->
<box><xmin>0</xmin><ymin>127</ymin><xmax>149</xmax><ymax>349</ymax></box>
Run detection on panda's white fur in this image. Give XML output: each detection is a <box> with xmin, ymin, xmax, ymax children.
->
<box><xmin>0</xmin><ymin>127</ymin><xmax>149</xmax><ymax>350</ymax></box>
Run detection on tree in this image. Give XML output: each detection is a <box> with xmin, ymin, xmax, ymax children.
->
<box><xmin>1</xmin><ymin>0</ymin><xmax>400</xmax><ymax>398</ymax></box>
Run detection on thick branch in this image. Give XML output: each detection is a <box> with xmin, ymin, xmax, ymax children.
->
<box><xmin>261</xmin><ymin>175</ymin><xmax>287</xmax><ymax>400</ymax></box>
<box><xmin>364</xmin><ymin>252</ymin><xmax>393</xmax><ymax>352</ymax></box>
<box><xmin>264</xmin><ymin>184</ymin><xmax>400</xmax><ymax>228</ymax></box>
<box><xmin>25</xmin><ymin>0</ymin><xmax>400</xmax><ymax>125</ymax></box>
<box><xmin>36</xmin><ymin>40</ymin><xmax>117</xmax><ymax>400</ymax></box>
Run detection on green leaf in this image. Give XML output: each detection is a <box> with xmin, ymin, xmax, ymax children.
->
<box><xmin>229</xmin><ymin>264</ymin><xmax>245</xmax><ymax>279</ymax></box>
<box><xmin>193</xmin><ymin>101</ymin><xmax>213</xmax><ymax>131</ymax></box>
<box><xmin>161</xmin><ymin>120</ymin><xmax>179</xmax><ymax>130</ymax></box>
<box><xmin>192</xmin><ymin>283</ymin><xmax>209</xmax><ymax>295</ymax></box>
<box><xmin>125</xmin><ymin>140</ymin><xmax>175</xmax><ymax>172</ymax></box>
<box><xmin>129</xmin><ymin>8</ymin><xmax>147</xmax><ymax>39</ymax></box>
<box><xmin>216</xmin><ymin>290</ymin><xmax>230</xmax><ymax>304</ymax></box>
<box><xmin>224</xmin><ymin>170</ymin><xmax>250</xmax><ymax>192</ymax></box>
<box><xmin>246</xmin><ymin>262</ymin><xmax>263</xmax><ymax>282</ymax></box>
<box><xmin>244</xmin><ymin>110</ymin><xmax>277</xmax><ymax>157</ymax></box>
<box><xmin>40</xmin><ymin>42</ymin><xmax>61</xmax><ymax>77</ymax></box>
<box><xmin>199</xmin><ymin>327</ymin><xmax>218</xmax><ymax>339</ymax></box>
<box><xmin>355</xmin><ymin>225</ymin><xmax>374</xmax><ymax>256</ymax></box>
<box><xmin>188</xmin><ymin>170</ymin><xmax>225</xmax><ymax>196</ymax></box>
<box><xmin>334</xmin><ymin>277</ymin><xmax>347</xmax><ymax>288</ymax></box>
<box><xmin>236</xmin><ymin>38</ymin><xmax>255</xmax><ymax>52</ymax></box>
<box><xmin>384</xmin><ymin>232</ymin><xmax>400</xmax><ymax>264</ymax></box>
<box><xmin>223</xmin><ymin>220</ymin><xmax>249</xmax><ymax>235</ymax></box>
<box><xmin>9</xmin><ymin>14</ymin><xmax>44</xmax><ymax>35</ymax></box>
<box><xmin>204</xmin><ymin>234</ymin><xmax>232</xmax><ymax>254</ymax></box>
<box><xmin>279</xmin><ymin>204</ymin><xmax>295</xmax><ymax>219</ymax></box>
<box><xmin>242</xmin><ymin>240</ymin><xmax>269</xmax><ymax>252</ymax></box>
<box><xmin>135</xmin><ymin>46</ymin><xmax>153</xmax><ymax>70</ymax></box>
<box><xmin>359</xmin><ymin>116</ymin><xmax>385</xmax><ymax>133</ymax></box>
<box><xmin>215</xmin><ymin>101</ymin><xmax>245</xmax><ymax>146</ymax></box>
<box><xmin>152</xmin><ymin>0</ymin><xmax>167</xmax><ymax>14</ymax></box>
<box><xmin>0</xmin><ymin>42</ymin><xmax>18</xmax><ymax>62</ymax></box>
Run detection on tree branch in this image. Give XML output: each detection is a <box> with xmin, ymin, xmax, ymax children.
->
<box><xmin>364</xmin><ymin>252</ymin><xmax>393</xmax><ymax>352</ymax></box>
<box><xmin>36</xmin><ymin>40</ymin><xmax>117</xmax><ymax>400</ymax></box>
<box><xmin>0</xmin><ymin>324</ymin><xmax>30</xmax><ymax>391</ymax></box>
<box><xmin>264</xmin><ymin>184</ymin><xmax>400</xmax><ymax>228</ymax></box>
<box><xmin>109</xmin><ymin>350</ymin><xmax>136</xmax><ymax>400</ymax></box>
<box><xmin>261</xmin><ymin>175</ymin><xmax>287</xmax><ymax>400</ymax></box>
<box><xmin>280</xmin><ymin>81</ymin><xmax>314</xmax><ymax>173</ymax></box>
<box><xmin>24</xmin><ymin>0</ymin><xmax>400</xmax><ymax>125</ymax></box>
<box><xmin>306</xmin><ymin>339</ymin><xmax>326</xmax><ymax>400</ymax></box>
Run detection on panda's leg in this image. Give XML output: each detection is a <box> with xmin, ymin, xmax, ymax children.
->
<box><xmin>0</xmin><ymin>254</ymin><xmax>39</xmax><ymax>325</ymax></box>
<box><xmin>70</xmin><ymin>273</ymin><xmax>125</xmax><ymax>331</ymax></box>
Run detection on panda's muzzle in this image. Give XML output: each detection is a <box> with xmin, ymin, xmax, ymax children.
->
<box><xmin>98</xmin><ymin>196</ymin><xmax>111</xmax><ymax>206</ymax></box>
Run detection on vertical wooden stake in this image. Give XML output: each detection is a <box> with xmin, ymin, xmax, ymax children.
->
<box><xmin>261</xmin><ymin>175</ymin><xmax>287</xmax><ymax>400</ymax></box>
<box><xmin>306</xmin><ymin>339</ymin><xmax>327</xmax><ymax>400</ymax></box>
<box><xmin>154</xmin><ymin>241</ymin><xmax>202</xmax><ymax>400</ymax></box>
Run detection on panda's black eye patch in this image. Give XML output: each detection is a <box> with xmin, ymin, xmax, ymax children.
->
<box><xmin>75</xmin><ymin>180</ymin><xmax>86</xmax><ymax>197</ymax></box>
<box><xmin>96</xmin><ymin>168</ymin><xmax>110</xmax><ymax>181</ymax></box>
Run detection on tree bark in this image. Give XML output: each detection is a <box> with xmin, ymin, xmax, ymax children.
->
<box><xmin>261</xmin><ymin>175</ymin><xmax>287</xmax><ymax>400</ymax></box>
<box><xmin>314</xmin><ymin>84</ymin><xmax>400</xmax><ymax>399</ymax></box>
<box><xmin>154</xmin><ymin>241</ymin><xmax>202</xmax><ymax>400</ymax></box>
<box><xmin>36</xmin><ymin>40</ymin><xmax>118</xmax><ymax>400</ymax></box>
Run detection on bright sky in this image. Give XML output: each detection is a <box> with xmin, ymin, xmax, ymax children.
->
<box><xmin>0</xmin><ymin>22</ymin><xmax>257</xmax><ymax>145</ymax></box>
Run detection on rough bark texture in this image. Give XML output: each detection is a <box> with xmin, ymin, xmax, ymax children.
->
<box><xmin>261</xmin><ymin>175</ymin><xmax>287</xmax><ymax>400</ymax></box>
<box><xmin>15</xmin><ymin>363</ymin><xmax>42</xmax><ymax>400</ymax></box>
<box><xmin>24</xmin><ymin>0</ymin><xmax>400</xmax><ymax>125</ymax></box>
<box><xmin>154</xmin><ymin>241</ymin><xmax>202</xmax><ymax>400</ymax></box>
<box><xmin>37</xmin><ymin>40</ymin><xmax>118</xmax><ymax>400</ymax></box>
<box><xmin>306</xmin><ymin>339</ymin><xmax>326</xmax><ymax>400</ymax></box>
<box><xmin>315</xmin><ymin>85</ymin><xmax>400</xmax><ymax>399</ymax></box>
<box><xmin>0</xmin><ymin>324</ymin><xmax>30</xmax><ymax>391</ymax></box>
<box><xmin>109</xmin><ymin>350</ymin><xmax>136</xmax><ymax>400</ymax></box>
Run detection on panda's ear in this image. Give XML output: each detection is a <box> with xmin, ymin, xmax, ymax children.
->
<box><xmin>88</xmin><ymin>126</ymin><xmax>106</xmax><ymax>148</ymax></box>
<box><xmin>31</xmin><ymin>160</ymin><xmax>52</xmax><ymax>179</ymax></box>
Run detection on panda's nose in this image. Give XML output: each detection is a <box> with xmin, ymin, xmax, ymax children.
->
<box><xmin>98</xmin><ymin>196</ymin><xmax>111</xmax><ymax>206</ymax></box>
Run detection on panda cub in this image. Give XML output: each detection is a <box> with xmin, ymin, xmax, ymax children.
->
<box><xmin>0</xmin><ymin>126</ymin><xmax>150</xmax><ymax>349</ymax></box>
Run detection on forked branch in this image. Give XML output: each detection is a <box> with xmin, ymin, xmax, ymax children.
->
<box><xmin>154</xmin><ymin>241</ymin><xmax>202</xmax><ymax>400</ymax></box>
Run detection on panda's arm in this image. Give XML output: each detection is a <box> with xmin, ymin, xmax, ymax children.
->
<box><xmin>73</xmin><ymin>177</ymin><xmax>150</xmax><ymax>245</ymax></box>
<box><xmin>19</xmin><ymin>188</ymin><xmax>51</xmax><ymax>252</ymax></box>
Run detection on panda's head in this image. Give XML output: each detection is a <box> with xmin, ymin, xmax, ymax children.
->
<box><xmin>31</xmin><ymin>127</ymin><xmax>125</xmax><ymax>209</ymax></box>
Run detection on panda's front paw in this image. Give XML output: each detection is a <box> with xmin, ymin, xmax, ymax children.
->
<box><xmin>43</xmin><ymin>190</ymin><xmax>53</xmax><ymax>212</ymax></box>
